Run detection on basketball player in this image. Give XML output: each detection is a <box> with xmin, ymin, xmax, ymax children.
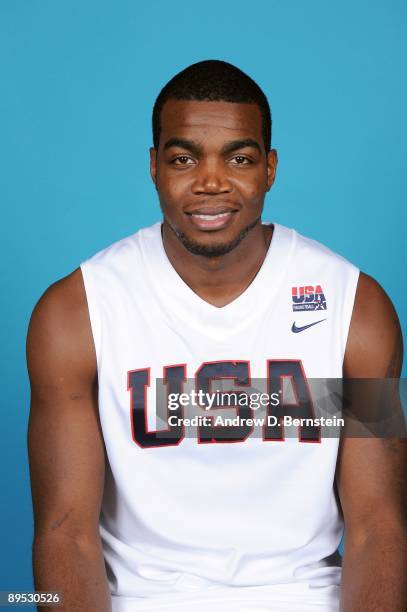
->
<box><xmin>27</xmin><ymin>61</ymin><xmax>406</xmax><ymax>611</ymax></box>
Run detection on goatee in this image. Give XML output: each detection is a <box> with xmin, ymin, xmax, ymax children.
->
<box><xmin>166</xmin><ymin>216</ymin><xmax>261</xmax><ymax>258</ymax></box>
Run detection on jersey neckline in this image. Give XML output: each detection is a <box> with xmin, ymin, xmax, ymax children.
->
<box><xmin>143</xmin><ymin>221</ymin><xmax>296</xmax><ymax>336</ymax></box>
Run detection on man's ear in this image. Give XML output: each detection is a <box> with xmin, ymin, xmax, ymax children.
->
<box><xmin>266</xmin><ymin>148</ymin><xmax>278</xmax><ymax>191</ymax></box>
<box><xmin>150</xmin><ymin>147</ymin><xmax>157</xmax><ymax>186</ymax></box>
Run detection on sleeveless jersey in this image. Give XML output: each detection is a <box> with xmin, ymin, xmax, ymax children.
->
<box><xmin>80</xmin><ymin>222</ymin><xmax>359</xmax><ymax>612</ymax></box>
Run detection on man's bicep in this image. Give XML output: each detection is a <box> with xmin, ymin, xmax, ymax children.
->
<box><xmin>336</xmin><ymin>438</ymin><xmax>406</xmax><ymax>537</ymax></box>
<box><xmin>27</xmin><ymin>270</ymin><xmax>105</xmax><ymax>541</ymax></box>
<box><xmin>337</xmin><ymin>271</ymin><xmax>406</xmax><ymax>534</ymax></box>
<box><xmin>343</xmin><ymin>271</ymin><xmax>403</xmax><ymax>378</ymax></box>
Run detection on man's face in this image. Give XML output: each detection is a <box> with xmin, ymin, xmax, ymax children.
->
<box><xmin>150</xmin><ymin>99</ymin><xmax>277</xmax><ymax>256</ymax></box>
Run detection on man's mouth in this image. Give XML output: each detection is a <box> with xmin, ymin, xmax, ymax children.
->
<box><xmin>185</xmin><ymin>209</ymin><xmax>237</xmax><ymax>230</ymax></box>
<box><xmin>191</xmin><ymin>211</ymin><xmax>231</xmax><ymax>220</ymax></box>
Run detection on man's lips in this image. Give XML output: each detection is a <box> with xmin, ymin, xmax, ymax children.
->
<box><xmin>184</xmin><ymin>207</ymin><xmax>238</xmax><ymax>230</ymax></box>
<box><xmin>185</xmin><ymin>206</ymin><xmax>238</xmax><ymax>216</ymax></box>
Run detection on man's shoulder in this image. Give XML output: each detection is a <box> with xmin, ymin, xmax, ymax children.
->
<box><xmin>29</xmin><ymin>223</ymin><xmax>161</xmax><ymax>330</ymax></box>
<box><xmin>295</xmin><ymin>226</ymin><xmax>354</xmax><ymax>265</ymax></box>
<box><xmin>274</xmin><ymin>222</ymin><xmax>359</xmax><ymax>272</ymax></box>
<box><xmin>32</xmin><ymin>269</ymin><xmax>86</xmax><ymax>320</ymax></box>
<box><xmin>82</xmin><ymin>221</ymin><xmax>161</xmax><ymax>267</ymax></box>
<box><xmin>27</xmin><ymin>268</ymin><xmax>94</xmax><ymax>369</ymax></box>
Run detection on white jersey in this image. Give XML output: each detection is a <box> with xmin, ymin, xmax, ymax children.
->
<box><xmin>80</xmin><ymin>222</ymin><xmax>359</xmax><ymax>612</ymax></box>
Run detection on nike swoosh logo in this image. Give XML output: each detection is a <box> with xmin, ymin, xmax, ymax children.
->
<box><xmin>291</xmin><ymin>319</ymin><xmax>327</xmax><ymax>333</ymax></box>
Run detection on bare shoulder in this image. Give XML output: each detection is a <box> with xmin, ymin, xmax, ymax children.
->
<box><xmin>27</xmin><ymin>268</ymin><xmax>96</xmax><ymax>384</ymax></box>
<box><xmin>344</xmin><ymin>271</ymin><xmax>403</xmax><ymax>377</ymax></box>
<box><xmin>29</xmin><ymin>267</ymin><xmax>88</xmax><ymax>321</ymax></box>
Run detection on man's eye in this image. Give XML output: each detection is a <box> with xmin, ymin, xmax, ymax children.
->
<box><xmin>230</xmin><ymin>156</ymin><xmax>251</xmax><ymax>165</ymax></box>
<box><xmin>172</xmin><ymin>155</ymin><xmax>195</xmax><ymax>165</ymax></box>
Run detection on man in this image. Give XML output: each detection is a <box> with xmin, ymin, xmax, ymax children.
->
<box><xmin>27</xmin><ymin>60</ymin><xmax>406</xmax><ymax>611</ymax></box>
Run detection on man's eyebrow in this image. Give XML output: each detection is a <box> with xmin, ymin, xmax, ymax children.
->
<box><xmin>221</xmin><ymin>139</ymin><xmax>262</xmax><ymax>155</ymax></box>
<box><xmin>163</xmin><ymin>137</ymin><xmax>262</xmax><ymax>156</ymax></box>
<box><xmin>163</xmin><ymin>138</ymin><xmax>203</xmax><ymax>155</ymax></box>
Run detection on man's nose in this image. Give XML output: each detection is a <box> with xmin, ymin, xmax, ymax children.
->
<box><xmin>191</xmin><ymin>158</ymin><xmax>232</xmax><ymax>194</ymax></box>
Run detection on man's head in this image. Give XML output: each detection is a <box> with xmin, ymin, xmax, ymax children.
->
<box><xmin>150</xmin><ymin>60</ymin><xmax>277</xmax><ymax>257</ymax></box>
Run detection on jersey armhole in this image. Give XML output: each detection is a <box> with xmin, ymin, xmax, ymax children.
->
<box><xmin>340</xmin><ymin>265</ymin><xmax>360</xmax><ymax>369</ymax></box>
<box><xmin>80</xmin><ymin>260</ymin><xmax>102</xmax><ymax>373</ymax></box>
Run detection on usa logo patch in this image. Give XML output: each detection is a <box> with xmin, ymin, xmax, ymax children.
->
<box><xmin>292</xmin><ymin>285</ymin><xmax>327</xmax><ymax>311</ymax></box>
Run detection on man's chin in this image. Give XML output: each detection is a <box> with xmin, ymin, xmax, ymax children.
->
<box><xmin>168</xmin><ymin>217</ymin><xmax>261</xmax><ymax>258</ymax></box>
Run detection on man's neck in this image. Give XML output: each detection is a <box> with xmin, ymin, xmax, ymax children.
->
<box><xmin>161</xmin><ymin>221</ymin><xmax>273</xmax><ymax>308</ymax></box>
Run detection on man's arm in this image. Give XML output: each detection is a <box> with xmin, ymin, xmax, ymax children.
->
<box><xmin>27</xmin><ymin>268</ymin><xmax>111</xmax><ymax>612</ymax></box>
<box><xmin>337</xmin><ymin>272</ymin><xmax>407</xmax><ymax>611</ymax></box>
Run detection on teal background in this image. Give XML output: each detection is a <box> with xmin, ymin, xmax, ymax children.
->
<box><xmin>1</xmin><ymin>0</ymin><xmax>406</xmax><ymax>600</ymax></box>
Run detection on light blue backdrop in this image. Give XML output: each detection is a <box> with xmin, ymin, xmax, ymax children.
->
<box><xmin>1</xmin><ymin>0</ymin><xmax>406</xmax><ymax>599</ymax></box>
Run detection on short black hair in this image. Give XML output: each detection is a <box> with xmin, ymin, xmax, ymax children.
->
<box><xmin>152</xmin><ymin>59</ymin><xmax>272</xmax><ymax>152</ymax></box>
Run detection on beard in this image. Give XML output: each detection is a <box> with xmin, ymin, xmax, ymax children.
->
<box><xmin>165</xmin><ymin>216</ymin><xmax>262</xmax><ymax>258</ymax></box>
